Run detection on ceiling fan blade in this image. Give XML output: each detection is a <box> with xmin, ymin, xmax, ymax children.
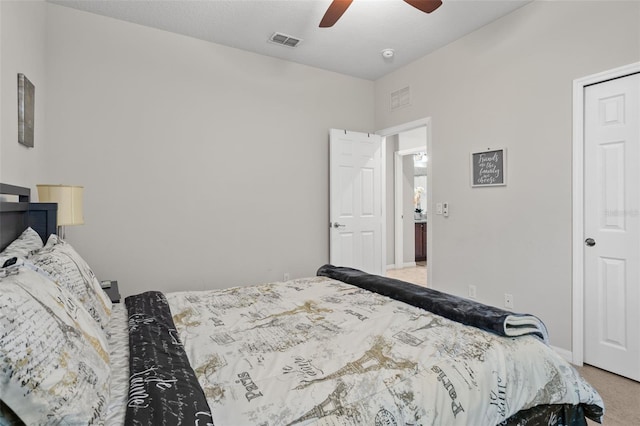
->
<box><xmin>319</xmin><ymin>0</ymin><xmax>354</xmax><ymax>27</ymax></box>
<box><xmin>404</xmin><ymin>0</ymin><xmax>443</xmax><ymax>14</ymax></box>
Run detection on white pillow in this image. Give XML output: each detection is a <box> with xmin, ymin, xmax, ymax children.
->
<box><xmin>0</xmin><ymin>266</ymin><xmax>110</xmax><ymax>424</ymax></box>
<box><xmin>29</xmin><ymin>234</ymin><xmax>112</xmax><ymax>328</ymax></box>
<box><xmin>0</xmin><ymin>227</ymin><xmax>43</xmax><ymax>263</ymax></box>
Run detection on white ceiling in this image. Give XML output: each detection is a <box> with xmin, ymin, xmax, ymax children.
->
<box><xmin>49</xmin><ymin>0</ymin><xmax>531</xmax><ymax>81</ymax></box>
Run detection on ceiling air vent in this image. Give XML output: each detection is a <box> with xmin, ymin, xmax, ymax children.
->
<box><xmin>390</xmin><ymin>86</ymin><xmax>411</xmax><ymax>110</ymax></box>
<box><xmin>269</xmin><ymin>32</ymin><xmax>302</xmax><ymax>48</ymax></box>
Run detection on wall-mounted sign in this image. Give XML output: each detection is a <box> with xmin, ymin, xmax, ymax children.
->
<box><xmin>471</xmin><ymin>148</ymin><xmax>506</xmax><ymax>187</ymax></box>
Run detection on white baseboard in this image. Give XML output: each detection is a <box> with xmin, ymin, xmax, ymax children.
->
<box><xmin>551</xmin><ymin>345</ymin><xmax>573</xmax><ymax>363</ymax></box>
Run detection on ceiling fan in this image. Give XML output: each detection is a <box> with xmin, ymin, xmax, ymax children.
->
<box><xmin>320</xmin><ymin>0</ymin><xmax>443</xmax><ymax>28</ymax></box>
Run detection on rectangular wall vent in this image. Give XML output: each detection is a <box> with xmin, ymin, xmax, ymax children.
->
<box><xmin>269</xmin><ymin>32</ymin><xmax>302</xmax><ymax>48</ymax></box>
<box><xmin>390</xmin><ymin>86</ymin><xmax>411</xmax><ymax>110</ymax></box>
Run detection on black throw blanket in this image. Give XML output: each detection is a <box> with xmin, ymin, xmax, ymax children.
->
<box><xmin>124</xmin><ymin>291</ymin><xmax>213</xmax><ymax>426</ymax></box>
<box><xmin>317</xmin><ymin>264</ymin><xmax>549</xmax><ymax>342</ymax></box>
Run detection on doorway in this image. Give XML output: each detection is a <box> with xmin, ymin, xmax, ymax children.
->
<box><xmin>572</xmin><ymin>62</ymin><xmax>640</xmax><ymax>381</ymax></box>
<box><xmin>377</xmin><ymin>119</ymin><xmax>431</xmax><ymax>287</ymax></box>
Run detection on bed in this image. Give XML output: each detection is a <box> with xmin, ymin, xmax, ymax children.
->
<box><xmin>0</xmin><ymin>183</ymin><xmax>604</xmax><ymax>425</ymax></box>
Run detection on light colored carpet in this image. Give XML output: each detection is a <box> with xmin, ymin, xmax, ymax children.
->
<box><xmin>577</xmin><ymin>364</ymin><xmax>640</xmax><ymax>425</ymax></box>
<box><xmin>386</xmin><ymin>265</ymin><xmax>640</xmax><ymax>424</ymax></box>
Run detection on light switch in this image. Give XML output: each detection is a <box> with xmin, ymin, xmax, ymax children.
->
<box><xmin>436</xmin><ymin>203</ymin><xmax>443</xmax><ymax>215</ymax></box>
<box><xmin>443</xmin><ymin>202</ymin><xmax>449</xmax><ymax>217</ymax></box>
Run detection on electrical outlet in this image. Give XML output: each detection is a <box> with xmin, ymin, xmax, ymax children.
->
<box><xmin>283</xmin><ymin>272</ymin><xmax>291</xmax><ymax>281</ymax></box>
<box><xmin>468</xmin><ymin>285</ymin><xmax>477</xmax><ymax>299</ymax></box>
<box><xmin>504</xmin><ymin>293</ymin><xmax>514</xmax><ymax>309</ymax></box>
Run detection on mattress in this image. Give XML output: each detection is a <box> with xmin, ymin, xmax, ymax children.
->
<box><xmin>153</xmin><ymin>275</ymin><xmax>603</xmax><ymax>425</ymax></box>
<box><xmin>94</xmin><ymin>276</ymin><xmax>603</xmax><ymax>426</ymax></box>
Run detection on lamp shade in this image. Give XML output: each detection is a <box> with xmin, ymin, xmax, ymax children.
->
<box><xmin>37</xmin><ymin>184</ymin><xmax>84</xmax><ymax>226</ymax></box>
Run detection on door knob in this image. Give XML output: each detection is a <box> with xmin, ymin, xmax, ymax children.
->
<box><xmin>333</xmin><ymin>222</ymin><xmax>346</xmax><ymax>228</ymax></box>
<box><xmin>585</xmin><ymin>238</ymin><xmax>596</xmax><ymax>247</ymax></box>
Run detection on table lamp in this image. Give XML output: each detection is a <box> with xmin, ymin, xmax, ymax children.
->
<box><xmin>36</xmin><ymin>184</ymin><xmax>84</xmax><ymax>239</ymax></box>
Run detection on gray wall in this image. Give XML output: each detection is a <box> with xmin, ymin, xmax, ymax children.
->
<box><xmin>0</xmin><ymin>1</ymin><xmax>49</xmax><ymax>188</ymax></box>
<box><xmin>1</xmin><ymin>2</ymin><xmax>375</xmax><ymax>296</ymax></box>
<box><xmin>374</xmin><ymin>0</ymin><xmax>640</xmax><ymax>350</ymax></box>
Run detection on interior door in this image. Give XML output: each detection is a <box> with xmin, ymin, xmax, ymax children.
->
<box><xmin>329</xmin><ymin>129</ymin><xmax>383</xmax><ymax>275</ymax></box>
<box><xmin>584</xmin><ymin>72</ymin><xmax>640</xmax><ymax>381</ymax></box>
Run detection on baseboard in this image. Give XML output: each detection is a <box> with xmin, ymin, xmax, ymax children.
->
<box><xmin>551</xmin><ymin>345</ymin><xmax>573</xmax><ymax>363</ymax></box>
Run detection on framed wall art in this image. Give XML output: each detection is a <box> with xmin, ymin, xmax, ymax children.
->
<box><xmin>471</xmin><ymin>148</ymin><xmax>506</xmax><ymax>187</ymax></box>
<box><xmin>18</xmin><ymin>73</ymin><xmax>35</xmax><ymax>148</ymax></box>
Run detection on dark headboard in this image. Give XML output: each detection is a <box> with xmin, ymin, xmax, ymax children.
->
<box><xmin>0</xmin><ymin>183</ymin><xmax>57</xmax><ymax>251</ymax></box>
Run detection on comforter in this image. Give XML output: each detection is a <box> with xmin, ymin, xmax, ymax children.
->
<box><xmin>122</xmin><ymin>272</ymin><xmax>603</xmax><ymax>425</ymax></box>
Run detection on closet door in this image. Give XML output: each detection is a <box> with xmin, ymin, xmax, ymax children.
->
<box><xmin>583</xmin><ymin>72</ymin><xmax>640</xmax><ymax>381</ymax></box>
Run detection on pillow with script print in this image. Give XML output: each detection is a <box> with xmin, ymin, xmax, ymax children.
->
<box><xmin>0</xmin><ymin>265</ymin><xmax>110</xmax><ymax>425</ymax></box>
<box><xmin>30</xmin><ymin>234</ymin><xmax>112</xmax><ymax>329</ymax></box>
<box><xmin>0</xmin><ymin>227</ymin><xmax>43</xmax><ymax>262</ymax></box>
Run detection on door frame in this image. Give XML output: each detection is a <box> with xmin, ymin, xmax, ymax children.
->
<box><xmin>572</xmin><ymin>61</ymin><xmax>640</xmax><ymax>365</ymax></box>
<box><xmin>377</xmin><ymin>117</ymin><xmax>432</xmax><ymax>286</ymax></box>
<box><xmin>394</xmin><ymin>147</ymin><xmax>426</xmax><ymax>269</ymax></box>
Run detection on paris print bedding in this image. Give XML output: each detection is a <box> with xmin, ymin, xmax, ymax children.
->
<box><xmin>156</xmin><ymin>275</ymin><xmax>604</xmax><ymax>426</ymax></box>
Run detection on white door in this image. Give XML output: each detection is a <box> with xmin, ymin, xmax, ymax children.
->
<box><xmin>329</xmin><ymin>129</ymin><xmax>383</xmax><ymax>275</ymax></box>
<box><xmin>584</xmin><ymin>72</ymin><xmax>640</xmax><ymax>381</ymax></box>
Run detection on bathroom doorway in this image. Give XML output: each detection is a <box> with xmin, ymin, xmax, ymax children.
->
<box><xmin>378</xmin><ymin>121</ymin><xmax>430</xmax><ymax>287</ymax></box>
